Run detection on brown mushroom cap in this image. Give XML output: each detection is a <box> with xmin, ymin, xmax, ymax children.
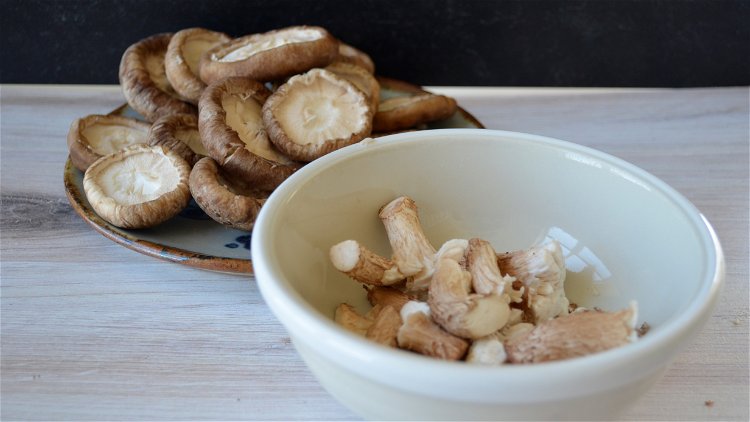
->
<box><xmin>189</xmin><ymin>156</ymin><xmax>268</xmax><ymax>231</ymax></box>
<box><xmin>334</xmin><ymin>41</ymin><xmax>375</xmax><ymax>74</ymax></box>
<box><xmin>325</xmin><ymin>61</ymin><xmax>380</xmax><ymax>112</ymax></box>
<box><xmin>119</xmin><ymin>32</ymin><xmax>197</xmax><ymax>122</ymax></box>
<box><xmin>262</xmin><ymin>68</ymin><xmax>373</xmax><ymax>162</ymax></box>
<box><xmin>373</xmin><ymin>93</ymin><xmax>458</xmax><ymax>132</ymax></box>
<box><xmin>198</xmin><ymin>76</ymin><xmax>300</xmax><ymax>191</ymax></box>
<box><xmin>83</xmin><ymin>144</ymin><xmax>191</xmax><ymax>229</ymax></box>
<box><xmin>199</xmin><ymin>25</ymin><xmax>338</xmax><ymax>84</ymax></box>
<box><xmin>148</xmin><ymin>113</ymin><xmax>206</xmax><ymax>166</ymax></box>
<box><xmin>165</xmin><ymin>28</ymin><xmax>232</xmax><ymax>104</ymax></box>
<box><xmin>67</xmin><ymin>114</ymin><xmax>151</xmax><ymax>172</ymax></box>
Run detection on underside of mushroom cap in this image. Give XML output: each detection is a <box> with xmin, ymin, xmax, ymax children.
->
<box><xmin>148</xmin><ymin>113</ymin><xmax>206</xmax><ymax>166</ymax></box>
<box><xmin>199</xmin><ymin>25</ymin><xmax>338</xmax><ymax>84</ymax></box>
<box><xmin>83</xmin><ymin>144</ymin><xmax>191</xmax><ymax>229</ymax></box>
<box><xmin>325</xmin><ymin>61</ymin><xmax>380</xmax><ymax>112</ymax></box>
<box><xmin>165</xmin><ymin>27</ymin><xmax>232</xmax><ymax>104</ymax></box>
<box><xmin>262</xmin><ymin>68</ymin><xmax>373</xmax><ymax>162</ymax></box>
<box><xmin>198</xmin><ymin>76</ymin><xmax>300</xmax><ymax>191</ymax></box>
<box><xmin>67</xmin><ymin>114</ymin><xmax>151</xmax><ymax>172</ymax></box>
<box><xmin>119</xmin><ymin>32</ymin><xmax>197</xmax><ymax>122</ymax></box>
<box><xmin>189</xmin><ymin>156</ymin><xmax>268</xmax><ymax>231</ymax></box>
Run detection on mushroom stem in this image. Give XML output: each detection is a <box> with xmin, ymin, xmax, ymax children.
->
<box><xmin>466</xmin><ymin>337</ymin><xmax>508</xmax><ymax>365</ymax></box>
<box><xmin>505</xmin><ymin>302</ymin><xmax>638</xmax><ymax>364</ymax></box>
<box><xmin>497</xmin><ymin>241</ymin><xmax>569</xmax><ymax>323</ymax></box>
<box><xmin>467</xmin><ymin>238</ymin><xmax>517</xmax><ymax>297</ymax></box>
<box><xmin>397</xmin><ymin>309</ymin><xmax>468</xmax><ymax>360</ymax></box>
<box><xmin>428</xmin><ymin>258</ymin><xmax>511</xmax><ymax>339</ymax></box>
<box><xmin>334</xmin><ymin>303</ymin><xmax>372</xmax><ymax>336</ymax></box>
<box><xmin>365</xmin><ymin>305</ymin><xmax>402</xmax><ymax>347</ymax></box>
<box><xmin>366</xmin><ymin>286</ymin><xmax>415</xmax><ymax>312</ymax></box>
<box><xmin>330</xmin><ymin>240</ymin><xmax>405</xmax><ymax>286</ymax></box>
<box><xmin>378</xmin><ymin>196</ymin><xmax>437</xmax><ymax>291</ymax></box>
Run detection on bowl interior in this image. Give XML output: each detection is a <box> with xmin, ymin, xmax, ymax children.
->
<box><xmin>260</xmin><ymin>129</ymin><xmax>715</xmax><ymax>338</ymax></box>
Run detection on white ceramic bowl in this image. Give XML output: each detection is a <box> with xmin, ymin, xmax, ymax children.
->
<box><xmin>252</xmin><ymin>129</ymin><xmax>724</xmax><ymax>420</ymax></box>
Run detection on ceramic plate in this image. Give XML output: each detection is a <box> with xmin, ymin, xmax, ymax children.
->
<box><xmin>64</xmin><ymin>78</ymin><xmax>484</xmax><ymax>274</ymax></box>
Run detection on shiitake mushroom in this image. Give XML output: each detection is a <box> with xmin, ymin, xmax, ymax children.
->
<box><xmin>262</xmin><ymin>68</ymin><xmax>373</xmax><ymax>162</ymax></box>
<box><xmin>198</xmin><ymin>76</ymin><xmax>300</xmax><ymax>191</ymax></box>
<box><xmin>148</xmin><ymin>113</ymin><xmax>206</xmax><ymax>166</ymax></box>
<box><xmin>67</xmin><ymin>114</ymin><xmax>150</xmax><ymax>172</ymax></box>
<box><xmin>119</xmin><ymin>33</ymin><xmax>196</xmax><ymax>122</ymax></box>
<box><xmin>83</xmin><ymin>144</ymin><xmax>191</xmax><ymax>229</ymax></box>
<box><xmin>189</xmin><ymin>157</ymin><xmax>269</xmax><ymax>231</ymax></box>
<box><xmin>199</xmin><ymin>25</ymin><xmax>338</xmax><ymax>84</ymax></box>
<box><xmin>165</xmin><ymin>27</ymin><xmax>232</xmax><ymax>104</ymax></box>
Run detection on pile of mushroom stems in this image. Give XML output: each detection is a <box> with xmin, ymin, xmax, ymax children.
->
<box><xmin>331</xmin><ymin>196</ymin><xmax>639</xmax><ymax>364</ymax></box>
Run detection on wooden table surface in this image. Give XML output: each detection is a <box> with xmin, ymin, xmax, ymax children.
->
<box><xmin>1</xmin><ymin>84</ymin><xmax>748</xmax><ymax>421</ymax></box>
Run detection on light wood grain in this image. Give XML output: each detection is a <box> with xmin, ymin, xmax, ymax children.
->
<box><xmin>1</xmin><ymin>84</ymin><xmax>748</xmax><ymax>421</ymax></box>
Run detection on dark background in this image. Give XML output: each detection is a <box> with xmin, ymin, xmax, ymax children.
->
<box><xmin>2</xmin><ymin>0</ymin><xmax>748</xmax><ymax>87</ymax></box>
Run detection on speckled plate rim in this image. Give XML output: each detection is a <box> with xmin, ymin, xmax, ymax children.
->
<box><xmin>64</xmin><ymin>78</ymin><xmax>484</xmax><ymax>274</ymax></box>
<box><xmin>64</xmin><ymin>159</ymin><xmax>253</xmax><ymax>274</ymax></box>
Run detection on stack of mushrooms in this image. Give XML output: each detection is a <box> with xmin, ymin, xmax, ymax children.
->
<box><xmin>330</xmin><ymin>196</ymin><xmax>646</xmax><ymax>364</ymax></box>
<box><xmin>67</xmin><ymin>26</ymin><xmax>460</xmax><ymax>230</ymax></box>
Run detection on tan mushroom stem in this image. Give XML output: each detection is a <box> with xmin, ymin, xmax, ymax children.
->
<box><xmin>505</xmin><ymin>302</ymin><xmax>638</xmax><ymax>364</ymax></box>
<box><xmin>428</xmin><ymin>258</ymin><xmax>511</xmax><ymax>339</ymax></box>
<box><xmin>435</xmin><ymin>238</ymin><xmax>469</xmax><ymax>267</ymax></box>
<box><xmin>497</xmin><ymin>322</ymin><xmax>535</xmax><ymax>342</ymax></box>
<box><xmin>365</xmin><ymin>305</ymin><xmax>402</xmax><ymax>347</ymax></box>
<box><xmin>467</xmin><ymin>238</ymin><xmax>522</xmax><ymax>302</ymax></box>
<box><xmin>396</xmin><ymin>308</ymin><xmax>468</xmax><ymax>360</ymax></box>
<box><xmin>334</xmin><ymin>303</ymin><xmax>372</xmax><ymax>336</ymax></box>
<box><xmin>497</xmin><ymin>241</ymin><xmax>569</xmax><ymax>323</ymax></box>
<box><xmin>466</xmin><ymin>337</ymin><xmax>508</xmax><ymax>365</ymax></box>
<box><xmin>330</xmin><ymin>240</ymin><xmax>405</xmax><ymax>286</ymax></box>
<box><xmin>378</xmin><ymin>196</ymin><xmax>437</xmax><ymax>290</ymax></box>
<box><xmin>366</xmin><ymin>286</ymin><xmax>415</xmax><ymax>312</ymax></box>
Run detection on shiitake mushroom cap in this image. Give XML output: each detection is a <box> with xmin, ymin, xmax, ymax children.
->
<box><xmin>198</xmin><ymin>76</ymin><xmax>300</xmax><ymax>191</ymax></box>
<box><xmin>199</xmin><ymin>25</ymin><xmax>338</xmax><ymax>84</ymax></box>
<box><xmin>334</xmin><ymin>41</ymin><xmax>375</xmax><ymax>74</ymax></box>
<box><xmin>165</xmin><ymin>27</ymin><xmax>232</xmax><ymax>104</ymax></box>
<box><xmin>67</xmin><ymin>114</ymin><xmax>150</xmax><ymax>172</ymax></box>
<box><xmin>148</xmin><ymin>113</ymin><xmax>206</xmax><ymax>166</ymax></box>
<box><xmin>189</xmin><ymin>156</ymin><xmax>269</xmax><ymax>231</ymax></box>
<box><xmin>325</xmin><ymin>61</ymin><xmax>380</xmax><ymax>112</ymax></box>
<box><xmin>119</xmin><ymin>32</ymin><xmax>197</xmax><ymax>122</ymax></box>
<box><xmin>83</xmin><ymin>144</ymin><xmax>191</xmax><ymax>229</ymax></box>
<box><xmin>262</xmin><ymin>68</ymin><xmax>373</xmax><ymax>162</ymax></box>
<box><xmin>373</xmin><ymin>93</ymin><xmax>458</xmax><ymax>132</ymax></box>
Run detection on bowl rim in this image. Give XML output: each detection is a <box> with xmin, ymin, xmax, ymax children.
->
<box><xmin>252</xmin><ymin>128</ymin><xmax>725</xmax><ymax>402</ymax></box>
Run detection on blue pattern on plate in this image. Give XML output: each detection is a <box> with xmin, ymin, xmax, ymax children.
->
<box><xmin>225</xmin><ymin>235</ymin><xmax>251</xmax><ymax>250</ymax></box>
<box><xmin>179</xmin><ymin>198</ymin><xmax>211</xmax><ymax>220</ymax></box>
